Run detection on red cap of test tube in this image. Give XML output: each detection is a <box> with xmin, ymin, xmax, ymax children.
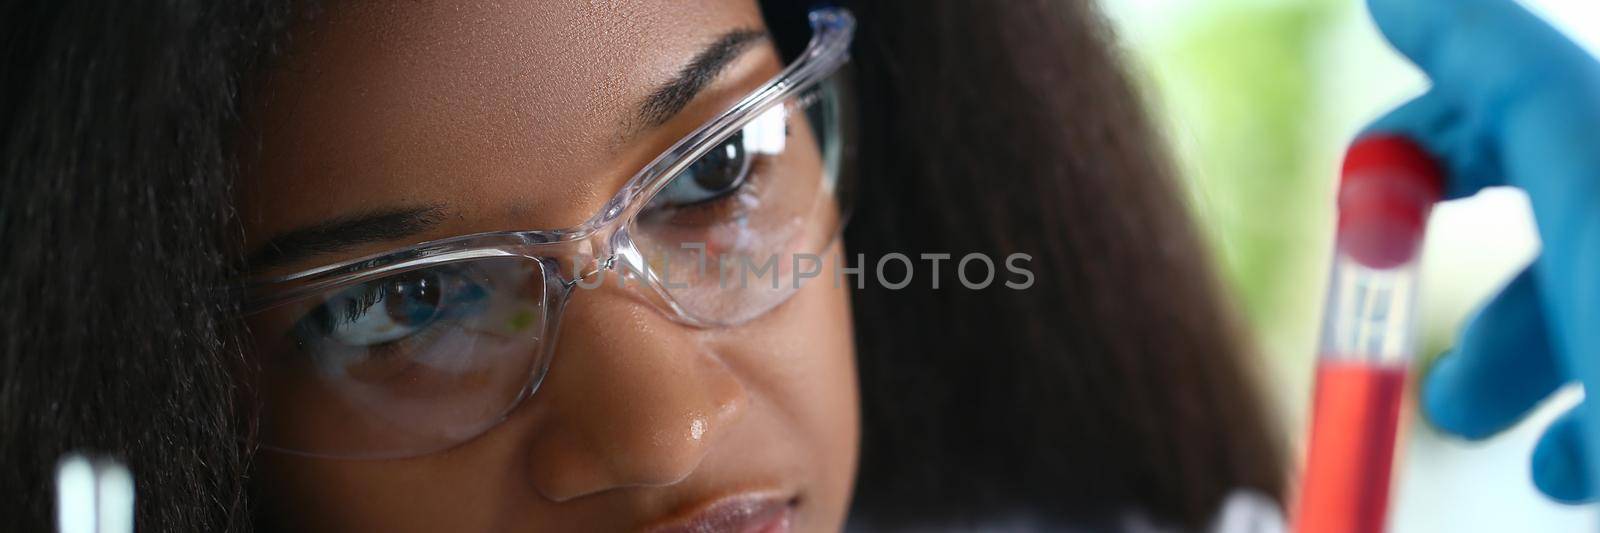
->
<box><xmin>1337</xmin><ymin>135</ymin><xmax>1445</xmax><ymax>269</ymax></box>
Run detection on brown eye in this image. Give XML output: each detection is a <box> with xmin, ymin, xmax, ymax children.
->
<box><xmin>299</xmin><ymin>267</ymin><xmax>486</xmax><ymax>349</ymax></box>
<box><xmin>379</xmin><ymin>272</ymin><xmax>442</xmax><ymax>326</ymax></box>
<box><xmin>650</xmin><ymin>130</ymin><xmax>753</xmax><ymax>208</ymax></box>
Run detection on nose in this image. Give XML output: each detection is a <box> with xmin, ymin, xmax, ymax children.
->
<box><xmin>522</xmin><ymin>280</ymin><xmax>748</xmax><ymax>502</ymax></box>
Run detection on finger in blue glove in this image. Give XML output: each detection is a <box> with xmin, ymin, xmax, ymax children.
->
<box><xmin>1361</xmin><ymin>0</ymin><xmax>1600</xmax><ymax>504</ymax></box>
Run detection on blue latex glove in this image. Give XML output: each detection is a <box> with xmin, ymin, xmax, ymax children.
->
<box><xmin>1362</xmin><ymin>0</ymin><xmax>1600</xmax><ymax>503</ymax></box>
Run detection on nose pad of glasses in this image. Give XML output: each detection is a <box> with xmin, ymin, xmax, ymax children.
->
<box><xmin>566</xmin><ymin>250</ymin><xmax>684</xmax><ymax>324</ymax></box>
<box><xmin>572</xmin><ymin>255</ymin><xmax>618</xmax><ymax>288</ymax></box>
<box><xmin>547</xmin><ymin>234</ymin><xmax>701</xmax><ymax>329</ymax></box>
<box><xmin>601</xmin><ymin>233</ymin><xmax>713</xmax><ymax>327</ymax></box>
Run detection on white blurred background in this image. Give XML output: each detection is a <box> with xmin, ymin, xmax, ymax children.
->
<box><xmin>1100</xmin><ymin>0</ymin><xmax>1600</xmax><ymax>530</ymax></box>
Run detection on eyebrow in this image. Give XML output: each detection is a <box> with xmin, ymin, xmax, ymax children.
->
<box><xmin>634</xmin><ymin>28</ymin><xmax>769</xmax><ymax>130</ymax></box>
<box><xmin>247</xmin><ymin>31</ymin><xmax>767</xmax><ymax>272</ymax></box>
<box><xmin>246</xmin><ymin>205</ymin><xmax>445</xmax><ymax>271</ymax></box>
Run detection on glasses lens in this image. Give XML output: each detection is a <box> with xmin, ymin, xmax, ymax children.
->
<box><xmin>629</xmin><ymin>74</ymin><xmax>853</xmax><ymax>325</ymax></box>
<box><xmin>245</xmin><ymin>256</ymin><xmax>550</xmax><ymax>458</ymax></box>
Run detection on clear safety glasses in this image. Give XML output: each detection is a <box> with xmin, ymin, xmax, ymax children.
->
<box><xmin>240</xmin><ymin>8</ymin><xmax>856</xmax><ymax>459</ymax></box>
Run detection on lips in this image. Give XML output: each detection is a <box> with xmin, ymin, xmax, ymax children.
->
<box><xmin>644</xmin><ymin>493</ymin><xmax>795</xmax><ymax>533</ymax></box>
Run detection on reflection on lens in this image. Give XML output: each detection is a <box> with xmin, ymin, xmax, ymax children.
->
<box><xmin>246</xmin><ymin>257</ymin><xmax>549</xmax><ymax>458</ymax></box>
<box><xmin>630</xmin><ymin>77</ymin><xmax>849</xmax><ymax>325</ymax></box>
<box><xmin>648</xmin><ymin>129</ymin><xmax>756</xmax><ymax>210</ymax></box>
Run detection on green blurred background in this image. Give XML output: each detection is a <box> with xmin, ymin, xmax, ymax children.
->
<box><xmin>1099</xmin><ymin>0</ymin><xmax>1599</xmax><ymax>530</ymax></box>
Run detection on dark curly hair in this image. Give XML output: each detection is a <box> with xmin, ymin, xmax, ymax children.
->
<box><xmin>1</xmin><ymin>1</ymin><xmax>1283</xmax><ymax>530</ymax></box>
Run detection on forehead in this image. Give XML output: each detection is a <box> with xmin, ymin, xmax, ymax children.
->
<box><xmin>240</xmin><ymin>0</ymin><xmax>766</xmax><ymax>244</ymax></box>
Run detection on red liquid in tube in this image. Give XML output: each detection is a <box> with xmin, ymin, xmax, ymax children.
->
<box><xmin>1293</xmin><ymin>136</ymin><xmax>1442</xmax><ymax>533</ymax></box>
<box><xmin>1297</xmin><ymin>362</ymin><xmax>1408</xmax><ymax>533</ymax></box>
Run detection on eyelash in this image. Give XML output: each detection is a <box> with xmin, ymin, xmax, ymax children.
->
<box><xmin>289</xmin><ymin>267</ymin><xmax>481</xmax><ymax>358</ymax></box>
<box><xmin>656</xmin><ymin>116</ymin><xmax>792</xmax><ymax>221</ymax></box>
<box><xmin>663</xmin><ymin>154</ymin><xmax>777</xmax><ymax>223</ymax></box>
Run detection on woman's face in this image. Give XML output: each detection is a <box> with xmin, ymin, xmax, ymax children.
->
<box><xmin>237</xmin><ymin>1</ymin><xmax>859</xmax><ymax>530</ymax></box>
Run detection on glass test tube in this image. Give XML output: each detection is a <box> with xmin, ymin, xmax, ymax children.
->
<box><xmin>1295</xmin><ymin>135</ymin><xmax>1443</xmax><ymax>533</ymax></box>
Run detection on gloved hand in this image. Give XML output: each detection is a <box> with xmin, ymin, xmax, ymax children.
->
<box><xmin>1361</xmin><ymin>0</ymin><xmax>1600</xmax><ymax>503</ymax></box>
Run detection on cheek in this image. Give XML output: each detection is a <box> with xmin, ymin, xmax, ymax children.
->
<box><xmin>252</xmin><ymin>242</ymin><xmax>860</xmax><ymax>532</ymax></box>
<box><xmin>254</xmin><ymin>451</ymin><xmax>510</xmax><ymax>532</ymax></box>
<box><xmin>712</xmin><ymin>239</ymin><xmax>860</xmax><ymax>523</ymax></box>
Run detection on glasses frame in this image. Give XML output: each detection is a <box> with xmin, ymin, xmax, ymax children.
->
<box><xmin>245</xmin><ymin>8</ymin><xmax>854</xmax><ymax>325</ymax></box>
<box><xmin>241</xmin><ymin>8</ymin><xmax>854</xmax><ymax>459</ymax></box>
